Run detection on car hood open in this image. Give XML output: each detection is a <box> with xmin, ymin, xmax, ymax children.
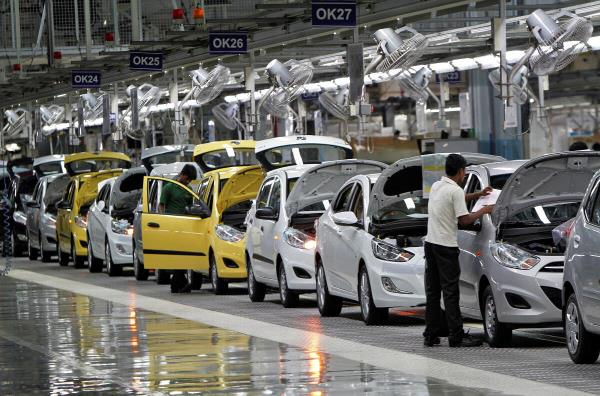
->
<box><xmin>65</xmin><ymin>152</ymin><xmax>131</xmax><ymax>176</ymax></box>
<box><xmin>368</xmin><ymin>153</ymin><xmax>505</xmax><ymax>220</ymax></box>
<box><xmin>111</xmin><ymin>167</ymin><xmax>146</xmax><ymax>215</ymax></box>
<box><xmin>285</xmin><ymin>159</ymin><xmax>387</xmax><ymax>217</ymax></box>
<box><xmin>217</xmin><ymin>166</ymin><xmax>264</xmax><ymax>213</ymax></box>
<box><xmin>492</xmin><ymin>151</ymin><xmax>600</xmax><ymax>226</ymax></box>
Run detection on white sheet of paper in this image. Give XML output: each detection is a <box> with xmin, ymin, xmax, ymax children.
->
<box><xmin>472</xmin><ymin>189</ymin><xmax>501</xmax><ymax>213</ymax></box>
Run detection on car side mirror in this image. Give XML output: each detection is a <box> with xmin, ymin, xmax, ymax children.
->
<box><xmin>255</xmin><ymin>207</ymin><xmax>278</xmax><ymax>221</ymax></box>
<box><xmin>185</xmin><ymin>202</ymin><xmax>210</xmax><ymax>218</ymax></box>
<box><xmin>97</xmin><ymin>201</ymin><xmax>105</xmax><ymax>212</ymax></box>
<box><xmin>332</xmin><ymin>211</ymin><xmax>359</xmax><ymax>226</ymax></box>
<box><xmin>57</xmin><ymin>200</ymin><xmax>71</xmax><ymax>210</ymax></box>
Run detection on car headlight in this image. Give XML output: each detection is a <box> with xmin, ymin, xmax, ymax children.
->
<box><xmin>111</xmin><ymin>219</ymin><xmax>133</xmax><ymax>236</ymax></box>
<box><xmin>489</xmin><ymin>242</ymin><xmax>540</xmax><ymax>270</ymax></box>
<box><xmin>283</xmin><ymin>227</ymin><xmax>316</xmax><ymax>250</ymax></box>
<box><xmin>74</xmin><ymin>215</ymin><xmax>87</xmax><ymax>228</ymax></box>
<box><xmin>42</xmin><ymin>213</ymin><xmax>56</xmax><ymax>225</ymax></box>
<box><xmin>12</xmin><ymin>210</ymin><xmax>27</xmax><ymax>225</ymax></box>
<box><xmin>371</xmin><ymin>238</ymin><xmax>414</xmax><ymax>262</ymax></box>
<box><xmin>215</xmin><ymin>224</ymin><xmax>244</xmax><ymax>243</ymax></box>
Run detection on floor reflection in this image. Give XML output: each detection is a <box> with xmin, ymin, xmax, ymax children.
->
<box><xmin>0</xmin><ymin>277</ymin><xmax>506</xmax><ymax>395</ymax></box>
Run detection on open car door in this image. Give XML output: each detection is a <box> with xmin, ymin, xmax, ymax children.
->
<box><xmin>141</xmin><ymin>176</ymin><xmax>209</xmax><ymax>270</ymax></box>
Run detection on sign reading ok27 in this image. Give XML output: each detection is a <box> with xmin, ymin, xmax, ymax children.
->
<box><xmin>312</xmin><ymin>0</ymin><xmax>357</xmax><ymax>27</ymax></box>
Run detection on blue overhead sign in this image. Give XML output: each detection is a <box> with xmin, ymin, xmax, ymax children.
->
<box><xmin>209</xmin><ymin>32</ymin><xmax>248</xmax><ymax>54</ymax></box>
<box><xmin>129</xmin><ymin>51</ymin><xmax>164</xmax><ymax>71</ymax></box>
<box><xmin>71</xmin><ymin>70</ymin><xmax>101</xmax><ymax>88</ymax></box>
<box><xmin>312</xmin><ymin>1</ymin><xmax>357</xmax><ymax>27</ymax></box>
<box><xmin>435</xmin><ymin>71</ymin><xmax>462</xmax><ymax>84</ymax></box>
<box><xmin>301</xmin><ymin>92</ymin><xmax>319</xmax><ymax>101</ymax></box>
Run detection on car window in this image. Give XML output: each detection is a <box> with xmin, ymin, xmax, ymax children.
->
<box><xmin>256</xmin><ymin>178</ymin><xmax>275</xmax><ymax>209</ymax></box>
<box><xmin>268</xmin><ymin>179</ymin><xmax>281</xmax><ymax>215</ymax></box>
<box><xmin>105</xmin><ymin>185</ymin><xmax>112</xmax><ymax>208</ymax></box>
<box><xmin>148</xmin><ymin>180</ymin><xmax>159</xmax><ymax>213</ymax></box>
<box><xmin>197</xmin><ymin>178</ymin><xmax>210</xmax><ymax>201</ymax></box>
<box><xmin>350</xmin><ymin>185</ymin><xmax>364</xmax><ymax>224</ymax></box>
<box><xmin>65</xmin><ymin>181</ymin><xmax>75</xmax><ymax>206</ymax></box>
<box><xmin>465</xmin><ymin>173</ymin><xmax>482</xmax><ymax>212</ymax></box>
<box><xmin>97</xmin><ymin>185</ymin><xmax>108</xmax><ymax>204</ymax></box>
<box><xmin>333</xmin><ymin>183</ymin><xmax>355</xmax><ymax>213</ymax></box>
<box><xmin>206</xmin><ymin>179</ymin><xmax>215</xmax><ymax>209</ymax></box>
<box><xmin>152</xmin><ymin>179</ymin><xmax>195</xmax><ymax>215</ymax></box>
<box><xmin>588</xmin><ymin>184</ymin><xmax>600</xmax><ymax>225</ymax></box>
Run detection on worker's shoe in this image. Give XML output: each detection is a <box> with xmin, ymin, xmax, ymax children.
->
<box><xmin>423</xmin><ymin>336</ymin><xmax>441</xmax><ymax>347</ymax></box>
<box><xmin>448</xmin><ymin>331</ymin><xmax>483</xmax><ymax>347</ymax></box>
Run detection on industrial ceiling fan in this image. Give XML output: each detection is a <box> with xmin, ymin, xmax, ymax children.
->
<box><xmin>318</xmin><ymin>88</ymin><xmax>350</xmax><ymax>122</ymax></box>
<box><xmin>365</xmin><ymin>27</ymin><xmax>429</xmax><ymax>74</ymax></box>
<box><xmin>81</xmin><ymin>92</ymin><xmax>106</xmax><ymax>120</ymax></box>
<box><xmin>211</xmin><ymin>102</ymin><xmax>245</xmax><ymax>139</ymax></box>
<box><xmin>40</xmin><ymin>105</ymin><xmax>65</xmax><ymax>125</ymax></box>
<box><xmin>2</xmin><ymin>109</ymin><xmax>30</xmax><ymax>139</ymax></box>
<box><xmin>174</xmin><ymin>65</ymin><xmax>231</xmax><ymax>143</ymax></box>
<box><xmin>257</xmin><ymin>59</ymin><xmax>314</xmax><ymax>134</ymax></box>
<box><xmin>121</xmin><ymin>83</ymin><xmax>162</xmax><ymax>140</ymax></box>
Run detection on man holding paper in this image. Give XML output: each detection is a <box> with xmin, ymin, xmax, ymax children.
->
<box><xmin>423</xmin><ymin>154</ymin><xmax>494</xmax><ymax>348</ymax></box>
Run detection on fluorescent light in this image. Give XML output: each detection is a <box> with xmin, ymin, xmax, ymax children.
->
<box><xmin>428</xmin><ymin>62</ymin><xmax>455</xmax><ymax>74</ymax></box>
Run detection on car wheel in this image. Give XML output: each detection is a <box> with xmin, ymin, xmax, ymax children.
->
<box><xmin>482</xmin><ymin>286</ymin><xmax>512</xmax><ymax>347</ymax></box>
<box><xmin>187</xmin><ymin>270</ymin><xmax>202</xmax><ymax>290</ymax></box>
<box><xmin>27</xmin><ymin>232</ymin><xmax>38</xmax><ymax>260</ymax></box>
<box><xmin>566</xmin><ymin>293</ymin><xmax>600</xmax><ymax>364</ymax></box>
<box><xmin>155</xmin><ymin>269</ymin><xmax>170</xmax><ymax>285</ymax></box>
<box><xmin>72</xmin><ymin>236</ymin><xmax>85</xmax><ymax>268</ymax></box>
<box><xmin>87</xmin><ymin>238</ymin><xmax>103</xmax><ymax>273</ymax></box>
<box><xmin>316</xmin><ymin>263</ymin><xmax>342</xmax><ymax>317</ymax></box>
<box><xmin>40</xmin><ymin>235</ymin><xmax>52</xmax><ymax>262</ymax></box>
<box><xmin>58</xmin><ymin>234</ymin><xmax>69</xmax><ymax>267</ymax></box>
<box><xmin>359</xmin><ymin>267</ymin><xmax>388</xmax><ymax>325</ymax></box>
<box><xmin>105</xmin><ymin>241</ymin><xmax>121</xmax><ymax>277</ymax></box>
<box><xmin>247</xmin><ymin>257</ymin><xmax>266</xmax><ymax>302</ymax></box>
<box><xmin>133</xmin><ymin>246</ymin><xmax>149</xmax><ymax>281</ymax></box>
<box><xmin>278</xmin><ymin>264</ymin><xmax>299</xmax><ymax>308</ymax></box>
<box><xmin>210</xmin><ymin>254</ymin><xmax>228</xmax><ymax>295</ymax></box>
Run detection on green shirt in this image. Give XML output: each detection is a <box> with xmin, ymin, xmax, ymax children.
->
<box><xmin>160</xmin><ymin>183</ymin><xmax>192</xmax><ymax>215</ymax></box>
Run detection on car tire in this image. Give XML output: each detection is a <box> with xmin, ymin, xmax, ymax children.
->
<box><xmin>27</xmin><ymin>232</ymin><xmax>39</xmax><ymax>260</ymax></box>
<box><xmin>482</xmin><ymin>286</ymin><xmax>512</xmax><ymax>347</ymax></box>
<box><xmin>133</xmin><ymin>246</ymin><xmax>149</xmax><ymax>281</ymax></box>
<box><xmin>11</xmin><ymin>232</ymin><xmax>24</xmax><ymax>257</ymax></box>
<box><xmin>155</xmin><ymin>269</ymin><xmax>170</xmax><ymax>285</ymax></box>
<box><xmin>247</xmin><ymin>257</ymin><xmax>266</xmax><ymax>302</ymax></box>
<box><xmin>187</xmin><ymin>270</ymin><xmax>202</xmax><ymax>290</ymax></box>
<box><xmin>105</xmin><ymin>241</ymin><xmax>121</xmax><ymax>277</ymax></box>
<box><xmin>278</xmin><ymin>264</ymin><xmax>299</xmax><ymax>308</ymax></box>
<box><xmin>359</xmin><ymin>266</ymin><xmax>388</xmax><ymax>325</ymax></box>
<box><xmin>40</xmin><ymin>235</ymin><xmax>52</xmax><ymax>263</ymax></box>
<box><xmin>316</xmin><ymin>263</ymin><xmax>342</xmax><ymax>317</ymax></box>
<box><xmin>58</xmin><ymin>234</ymin><xmax>69</xmax><ymax>267</ymax></box>
<box><xmin>170</xmin><ymin>270</ymin><xmax>188</xmax><ymax>293</ymax></box>
<box><xmin>210</xmin><ymin>254</ymin><xmax>228</xmax><ymax>295</ymax></box>
<box><xmin>87</xmin><ymin>238</ymin><xmax>103</xmax><ymax>273</ymax></box>
<box><xmin>72</xmin><ymin>236</ymin><xmax>85</xmax><ymax>268</ymax></box>
<box><xmin>566</xmin><ymin>293</ymin><xmax>600</xmax><ymax>364</ymax></box>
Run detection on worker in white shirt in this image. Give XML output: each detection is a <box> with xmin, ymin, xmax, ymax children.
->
<box><xmin>423</xmin><ymin>154</ymin><xmax>493</xmax><ymax>347</ymax></box>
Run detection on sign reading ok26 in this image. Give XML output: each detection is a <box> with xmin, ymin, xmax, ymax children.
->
<box><xmin>312</xmin><ymin>0</ymin><xmax>357</xmax><ymax>27</ymax></box>
<box><xmin>209</xmin><ymin>32</ymin><xmax>248</xmax><ymax>54</ymax></box>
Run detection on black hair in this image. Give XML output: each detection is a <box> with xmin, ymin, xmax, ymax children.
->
<box><xmin>445</xmin><ymin>153</ymin><xmax>467</xmax><ymax>177</ymax></box>
<box><xmin>569</xmin><ymin>141</ymin><xmax>588</xmax><ymax>151</ymax></box>
<box><xmin>180</xmin><ymin>164</ymin><xmax>197</xmax><ymax>180</ymax></box>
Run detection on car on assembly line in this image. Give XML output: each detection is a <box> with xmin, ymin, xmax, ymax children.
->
<box><xmin>6</xmin><ymin>158</ymin><xmax>37</xmax><ymax>256</ymax></box>
<box><xmin>132</xmin><ymin>140</ymin><xmax>256</xmax><ymax>284</ymax></box>
<box><xmin>56</xmin><ymin>152</ymin><xmax>131</xmax><ymax>268</ymax></box>
<box><xmin>87</xmin><ymin>167</ymin><xmax>146</xmax><ymax>276</ymax></box>
<box><xmin>315</xmin><ymin>153</ymin><xmax>503</xmax><ymax>325</ymax></box>
<box><xmin>245</xmin><ymin>159</ymin><xmax>387</xmax><ymax>307</ymax></box>
<box><xmin>563</xmin><ymin>169</ymin><xmax>600</xmax><ymax>364</ymax></box>
<box><xmin>25</xmin><ymin>173</ymin><xmax>70</xmax><ymax>261</ymax></box>
<box><xmin>458</xmin><ymin>151</ymin><xmax>600</xmax><ymax>347</ymax></box>
<box><xmin>32</xmin><ymin>154</ymin><xmax>66</xmax><ymax>177</ymax></box>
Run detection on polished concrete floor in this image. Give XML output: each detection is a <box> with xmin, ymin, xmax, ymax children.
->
<box><xmin>0</xmin><ymin>257</ymin><xmax>597</xmax><ymax>395</ymax></box>
<box><xmin>0</xmin><ymin>276</ymin><xmax>501</xmax><ymax>395</ymax></box>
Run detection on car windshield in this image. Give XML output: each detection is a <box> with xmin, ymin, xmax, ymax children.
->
<box><xmin>197</xmin><ymin>148</ymin><xmax>257</xmax><ymax>171</ymax></box>
<box><xmin>261</xmin><ymin>144</ymin><xmax>350</xmax><ymax>169</ymax></box>
<box><xmin>505</xmin><ymin>202</ymin><xmax>580</xmax><ymax>226</ymax></box>
<box><xmin>67</xmin><ymin>159</ymin><xmax>130</xmax><ymax>174</ymax></box>
<box><xmin>490</xmin><ymin>174</ymin><xmax>511</xmax><ymax>190</ymax></box>
<box><xmin>35</xmin><ymin>162</ymin><xmax>63</xmax><ymax>176</ymax></box>
<box><xmin>373</xmin><ymin>195</ymin><xmax>428</xmax><ymax>223</ymax></box>
<box><xmin>44</xmin><ymin>176</ymin><xmax>70</xmax><ymax>212</ymax></box>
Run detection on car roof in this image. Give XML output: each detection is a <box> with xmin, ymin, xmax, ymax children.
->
<box><xmin>141</xmin><ymin>144</ymin><xmax>195</xmax><ymax>160</ymax></box>
<box><xmin>33</xmin><ymin>154</ymin><xmax>65</xmax><ymax>166</ymax></box>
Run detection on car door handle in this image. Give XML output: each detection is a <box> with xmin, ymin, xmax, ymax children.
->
<box><xmin>573</xmin><ymin>234</ymin><xmax>580</xmax><ymax>248</ymax></box>
<box><xmin>260</xmin><ymin>226</ymin><xmax>264</xmax><ymax>232</ymax></box>
<box><xmin>147</xmin><ymin>222</ymin><xmax>160</xmax><ymax>228</ymax></box>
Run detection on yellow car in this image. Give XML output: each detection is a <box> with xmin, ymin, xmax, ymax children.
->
<box><xmin>140</xmin><ymin>164</ymin><xmax>263</xmax><ymax>294</ymax></box>
<box><xmin>56</xmin><ymin>152</ymin><xmax>131</xmax><ymax>267</ymax></box>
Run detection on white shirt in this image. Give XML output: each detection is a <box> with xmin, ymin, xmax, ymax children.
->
<box><xmin>425</xmin><ymin>176</ymin><xmax>469</xmax><ymax>247</ymax></box>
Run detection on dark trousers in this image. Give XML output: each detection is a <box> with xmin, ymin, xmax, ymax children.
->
<box><xmin>423</xmin><ymin>242</ymin><xmax>463</xmax><ymax>341</ymax></box>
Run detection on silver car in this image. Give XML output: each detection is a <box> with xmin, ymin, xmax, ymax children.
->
<box><xmin>458</xmin><ymin>152</ymin><xmax>600</xmax><ymax>347</ymax></box>
<box><xmin>563</xmin><ymin>170</ymin><xmax>600</xmax><ymax>364</ymax></box>
<box><xmin>25</xmin><ymin>174</ymin><xmax>70</xmax><ymax>261</ymax></box>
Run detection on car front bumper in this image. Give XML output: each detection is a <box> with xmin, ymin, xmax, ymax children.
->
<box><xmin>108</xmin><ymin>231</ymin><xmax>133</xmax><ymax>266</ymax></box>
<box><xmin>73</xmin><ymin>224</ymin><xmax>88</xmax><ymax>257</ymax></box>
<box><xmin>40</xmin><ymin>221</ymin><xmax>57</xmax><ymax>251</ymax></box>
<box><xmin>213</xmin><ymin>237</ymin><xmax>247</xmax><ymax>280</ymax></box>
<box><xmin>279</xmin><ymin>243</ymin><xmax>316</xmax><ymax>291</ymax></box>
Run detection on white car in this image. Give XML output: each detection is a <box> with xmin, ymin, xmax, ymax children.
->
<box><xmin>245</xmin><ymin>159</ymin><xmax>387</xmax><ymax>307</ymax></box>
<box><xmin>87</xmin><ymin>167</ymin><xmax>146</xmax><ymax>276</ymax></box>
<box><xmin>315</xmin><ymin>153</ymin><xmax>503</xmax><ymax>325</ymax></box>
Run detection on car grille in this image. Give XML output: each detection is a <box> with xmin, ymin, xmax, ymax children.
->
<box><xmin>538</xmin><ymin>261</ymin><xmax>564</xmax><ymax>273</ymax></box>
<box><xmin>540</xmin><ymin>286</ymin><xmax>562</xmax><ymax>309</ymax></box>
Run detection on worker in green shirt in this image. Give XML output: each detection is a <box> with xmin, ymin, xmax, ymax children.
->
<box><xmin>159</xmin><ymin>164</ymin><xmax>197</xmax><ymax>215</ymax></box>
